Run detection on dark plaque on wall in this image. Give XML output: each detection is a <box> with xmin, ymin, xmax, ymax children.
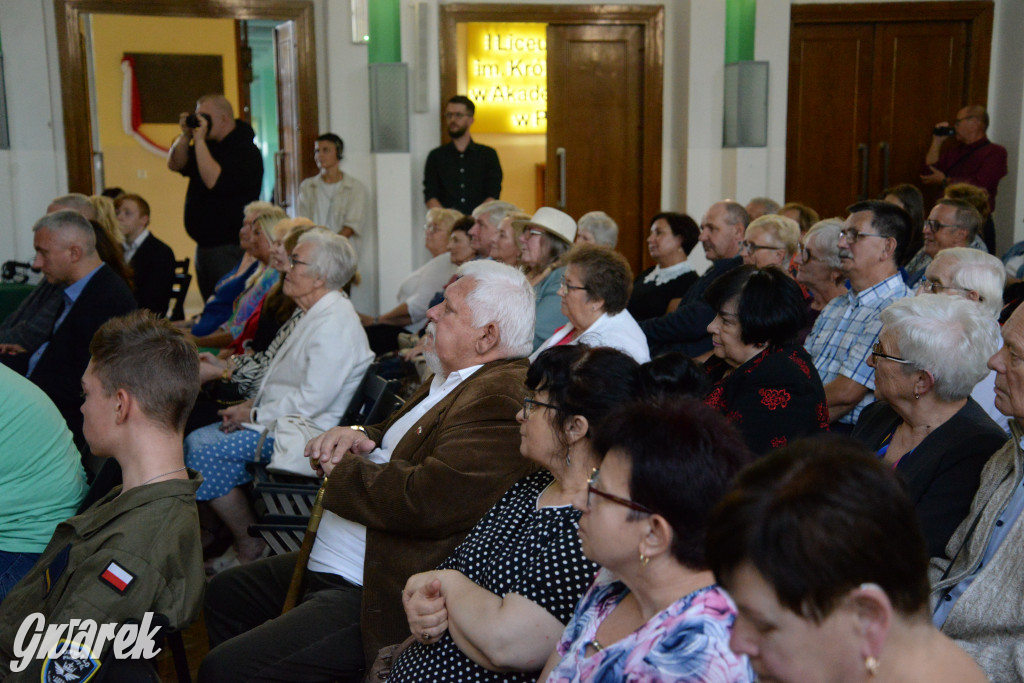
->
<box><xmin>125</xmin><ymin>53</ymin><xmax>224</xmax><ymax>124</ymax></box>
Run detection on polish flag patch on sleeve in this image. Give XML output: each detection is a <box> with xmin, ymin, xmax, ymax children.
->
<box><xmin>98</xmin><ymin>561</ymin><xmax>136</xmax><ymax>594</ymax></box>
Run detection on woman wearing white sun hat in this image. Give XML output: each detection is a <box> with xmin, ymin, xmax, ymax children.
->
<box><xmin>515</xmin><ymin>207</ymin><xmax>577</xmax><ymax>350</ymax></box>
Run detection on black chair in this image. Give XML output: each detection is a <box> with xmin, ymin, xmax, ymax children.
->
<box><xmin>168</xmin><ymin>258</ymin><xmax>192</xmax><ymax>321</ymax></box>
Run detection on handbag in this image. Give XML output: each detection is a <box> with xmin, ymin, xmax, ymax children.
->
<box><xmin>254</xmin><ymin>414</ymin><xmax>324</xmax><ymax>477</ymax></box>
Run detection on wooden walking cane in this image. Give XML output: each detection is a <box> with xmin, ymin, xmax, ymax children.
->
<box><xmin>281</xmin><ymin>475</ymin><xmax>328</xmax><ymax>614</ymax></box>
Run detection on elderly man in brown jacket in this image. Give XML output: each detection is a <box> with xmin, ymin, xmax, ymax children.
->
<box><xmin>200</xmin><ymin>260</ymin><xmax>538</xmax><ymax>682</ymax></box>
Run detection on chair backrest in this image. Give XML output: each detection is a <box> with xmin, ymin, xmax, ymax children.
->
<box><xmin>168</xmin><ymin>258</ymin><xmax>191</xmax><ymax>321</ymax></box>
<box><xmin>364</xmin><ymin>385</ymin><xmax>405</xmax><ymax>426</ymax></box>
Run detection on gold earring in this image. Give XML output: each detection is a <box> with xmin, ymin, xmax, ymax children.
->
<box><xmin>639</xmin><ymin>551</ymin><xmax>649</xmax><ymax>569</ymax></box>
<box><xmin>864</xmin><ymin>655</ymin><xmax>880</xmax><ymax>676</ymax></box>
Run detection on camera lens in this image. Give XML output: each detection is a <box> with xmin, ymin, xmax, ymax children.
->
<box><xmin>185</xmin><ymin>114</ymin><xmax>200</xmax><ymax>128</ymax></box>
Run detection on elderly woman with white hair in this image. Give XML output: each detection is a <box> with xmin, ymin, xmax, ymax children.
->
<box><xmin>852</xmin><ymin>294</ymin><xmax>1005</xmax><ymax>556</ymax></box>
<box><xmin>796</xmin><ymin>219</ymin><xmax>848</xmax><ymax>323</ymax></box>
<box><xmin>574</xmin><ymin>210</ymin><xmax>619</xmax><ymax>248</ymax></box>
<box><xmin>186</xmin><ymin>228</ymin><xmax>374</xmax><ymax>564</ymax></box>
<box><xmin>919</xmin><ymin>247</ymin><xmax>1009</xmax><ymax>433</ymax></box>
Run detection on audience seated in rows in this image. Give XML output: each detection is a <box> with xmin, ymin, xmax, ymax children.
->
<box><xmin>921</xmin><ymin>247</ymin><xmax>1009</xmax><ymax>432</ymax></box>
<box><xmin>0</xmin><ymin>311</ymin><xmax>205</xmax><ymax>680</ymax></box>
<box><xmin>517</xmin><ymin>207</ymin><xmax>575</xmax><ymax>349</ymax></box>
<box><xmin>115</xmin><ymin>193</ymin><xmax>177</xmax><ymax>316</ymax></box>
<box><xmin>852</xmin><ymin>295</ymin><xmax>1004</xmax><ymax>555</ymax></box>
<box><xmin>704</xmin><ymin>265</ymin><xmax>828</xmax><ymax>454</ymax></box>
<box><xmin>640</xmin><ymin>200</ymin><xmax>749</xmax><ymax>357</ymax></box>
<box><xmin>0</xmin><ymin>365</ymin><xmax>87</xmax><ymax>599</ymax></box>
<box><xmin>186</xmin><ymin>223</ymin><xmax>316</xmax><ymax>433</ymax></box>
<box><xmin>199</xmin><ymin>260</ymin><xmax>537</xmax><ymax>681</ymax></box>
<box><xmin>626</xmin><ymin>212</ymin><xmax>700</xmax><ymax>322</ymax></box>
<box><xmin>708</xmin><ymin>437</ymin><xmax>987</xmax><ymax>683</ymax></box>
<box><xmin>361</xmin><ymin>207</ymin><xmax>462</xmax><ymax>353</ymax></box>
<box><xmin>1</xmin><ymin>210</ymin><xmax>137</xmax><ymax>457</ymax></box>
<box><xmin>804</xmin><ymin>200</ymin><xmax>912</xmax><ymax>431</ymax></box>
<box><xmin>190</xmin><ymin>202</ymin><xmax>287</xmax><ymax>348</ymax></box>
<box><xmin>388</xmin><ymin>346</ymin><xmax>639</xmax><ymax>681</ymax></box>
<box><xmin>532</xmin><ymin>243</ymin><xmax>650</xmax><ymax>363</ymax></box>
<box><xmin>185</xmin><ymin>228</ymin><xmax>373</xmax><ymax>565</ymax></box>
<box><xmin>930</xmin><ymin>301</ymin><xmax>1024</xmax><ymax>681</ymax></box>
<box><xmin>539</xmin><ymin>398</ymin><xmax>755</xmax><ymax>681</ymax></box>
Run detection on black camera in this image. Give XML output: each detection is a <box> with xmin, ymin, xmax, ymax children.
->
<box><xmin>933</xmin><ymin>125</ymin><xmax>956</xmax><ymax>137</ymax></box>
<box><xmin>185</xmin><ymin>113</ymin><xmax>213</xmax><ymax>129</ymax></box>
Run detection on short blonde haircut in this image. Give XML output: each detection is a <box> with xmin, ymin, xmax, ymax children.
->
<box><xmin>746</xmin><ymin>215</ymin><xmax>801</xmax><ymax>259</ymax></box>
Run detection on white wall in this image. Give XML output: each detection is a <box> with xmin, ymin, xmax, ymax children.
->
<box><xmin>0</xmin><ymin>0</ymin><xmax>67</xmax><ymax>263</ymax></box>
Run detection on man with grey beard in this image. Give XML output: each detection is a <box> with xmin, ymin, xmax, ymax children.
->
<box><xmin>200</xmin><ymin>260</ymin><xmax>537</xmax><ymax>682</ymax></box>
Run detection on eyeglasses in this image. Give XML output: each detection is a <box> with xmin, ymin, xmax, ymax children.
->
<box><xmin>955</xmin><ymin>115</ymin><xmax>979</xmax><ymax>124</ymax></box>
<box><xmin>444</xmin><ymin>112</ymin><xmax>470</xmax><ymax>120</ymax></box>
<box><xmin>923</xmin><ymin>219</ymin><xmax>960</xmax><ymax>232</ymax></box>
<box><xmin>838</xmin><ymin>229</ymin><xmax>887</xmax><ymax>244</ymax></box>
<box><xmin>559</xmin><ymin>277</ymin><xmax>588</xmax><ymax>293</ymax></box>
<box><xmin>424</xmin><ymin>224</ymin><xmax>442</xmax><ymax>233</ymax></box>
<box><xmin>797</xmin><ymin>243</ymin><xmax>825</xmax><ymax>263</ymax></box>
<box><xmin>526</xmin><ymin>228</ymin><xmax>546</xmax><ymax>238</ymax></box>
<box><xmin>522</xmin><ymin>396</ymin><xmax>558</xmax><ymax>419</ymax></box>
<box><xmin>587</xmin><ymin>468</ymin><xmax>653</xmax><ymax>514</ymax></box>
<box><xmin>917</xmin><ymin>278</ymin><xmax>972</xmax><ymax>295</ymax></box>
<box><xmin>870</xmin><ymin>341</ymin><xmax>912</xmax><ymax>365</ymax></box>
<box><xmin>741</xmin><ymin>241</ymin><xmax>783</xmax><ymax>254</ymax></box>
<box><xmin>289</xmin><ymin>255</ymin><xmax>311</xmax><ymax>269</ymax></box>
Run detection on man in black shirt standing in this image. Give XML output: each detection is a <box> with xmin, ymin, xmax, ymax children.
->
<box><xmin>168</xmin><ymin>94</ymin><xmax>263</xmax><ymax>299</ymax></box>
<box><xmin>423</xmin><ymin>95</ymin><xmax>502</xmax><ymax>214</ymax></box>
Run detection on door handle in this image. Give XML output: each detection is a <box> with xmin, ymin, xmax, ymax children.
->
<box><xmin>879</xmin><ymin>141</ymin><xmax>890</xmax><ymax>193</ymax></box>
<box><xmin>274</xmin><ymin>151</ymin><xmax>289</xmax><ymax>208</ymax></box>
<box><xmin>556</xmin><ymin>147</ymin><xmax>567</xmax><ymax>209</ymax></box>
<box><xmin>857</xmin><ymin>143</ymin><xmax>869</xmax><ymax>201</ymax></box>
<box><xmin>92</xmin><ymin>152</ymin><xmax>105</xmax><ymax>196</ymax></box>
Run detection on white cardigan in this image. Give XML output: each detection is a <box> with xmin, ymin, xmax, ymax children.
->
<box><xmin>531</xmin><ymin>310</ymin><xmax>651</xmax><ymax>363</ymax></box>
<box><xmin>252</xmin><ymin>290</ymin><xmax>374</xmax><ymax>430</ymax></box>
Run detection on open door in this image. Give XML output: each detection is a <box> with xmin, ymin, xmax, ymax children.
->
<box><xmin>274</xmin><ymin>20</ymin><xmax>300</xmax><ymax>212</ymax></box>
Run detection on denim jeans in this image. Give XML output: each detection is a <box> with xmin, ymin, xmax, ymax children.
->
<box><xmin>0</xmin><ymin>549</ymin><xmax>41</xmax><ymax>603</ymax></box>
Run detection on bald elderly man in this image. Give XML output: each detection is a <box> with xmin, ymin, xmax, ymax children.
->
<box><xmin>168</xmin><ymin>94</ymin><xmax>263</xmax><ymax>298</ymax></box>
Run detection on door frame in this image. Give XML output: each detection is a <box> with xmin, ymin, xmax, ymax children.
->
<box><xmin>791</xmin><ymin>2</ymin><xmax>993</xmax><ymax>106</ymax></box>
<box><xmin>54</xmin><ymin>0</ymin><xmax>318</xmax><ymax>194</ymax></box>
<box><xmin>439</xmin><ymin>3</ymin><xmax>664</xmax><ymax>255</ymax></box>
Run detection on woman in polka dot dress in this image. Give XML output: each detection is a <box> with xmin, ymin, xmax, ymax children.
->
<box><xmin>386</xmin><ymin>345</ymin><xmax>642</xmax><ymax>682</ymax></box>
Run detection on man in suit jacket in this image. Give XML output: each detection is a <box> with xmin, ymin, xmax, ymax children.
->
<box><xmin>4</xmin><ymin>210</ymin><xmax>136</xmax><ymax>454</ymax></box>
<box><xmin>116</xmin><ymin>193</ymin><xmax>176</xmax><ymax>316</ymax></box>
<box><xmin>200</xmin><ymin>260</ymin><xmax>538</xmax><ymax>682</ymax></box>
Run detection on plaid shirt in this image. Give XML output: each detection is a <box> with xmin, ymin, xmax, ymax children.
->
<box><xmin>804</xmin><ymin>272</ymin><xmax>911</xmax><ymax>424</ymax></box>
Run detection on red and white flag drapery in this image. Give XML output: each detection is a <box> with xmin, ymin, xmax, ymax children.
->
<box><xmin>120</xmin><ymin>55</ymin><xmax>169</xmax><ymax>157</ymax></box>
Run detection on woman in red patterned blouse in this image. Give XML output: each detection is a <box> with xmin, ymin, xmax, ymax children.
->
<box><xmin>703</xmin><ymin>266</ymin><xmax>829</xmax><ymax>454</ymax></box>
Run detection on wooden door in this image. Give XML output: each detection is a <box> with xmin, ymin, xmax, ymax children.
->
<box><xmin>785</xmin><ymin>3</ymin><xmax>993</xmax><ymax>220</ymax></box>
<box><xmin>546</xmin><ymin>24</ymin><xmax>646</xmax><ymax>273</ymax></box>
<box><xmin>786</xmin><ymin>23</ymin><xmax>874</xmax><ymax>220</ymax></box>
<box><xmin>274</xmin><ymin>20</ymin><xmax>300</xmax><ymax>212</ymax></box>
<box><xmin>871</xmin><ymin>20</ymin><xmax>968</xmax><ymax>208</ymax></box>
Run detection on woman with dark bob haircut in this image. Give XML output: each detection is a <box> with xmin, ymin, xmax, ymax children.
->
<box><xmin>539</xmin><ymin>398</ymin><xmax>755</xmax><ymax>682</ymax></box>
<box><xmin>386</xmin><ymin>345</ymin><xmax>642</xmax><ymax>682</ymax></box>
<box><xmin>627</xmin><ymin>212</ymin><xmax>701</xmax><ymax>321</ymax></box>
<box><xmin>707</xmin><ymin>437</ymin><xmax>987</xmax><ymax>683</ymax></box>
<box><xmin>703</xmin><ymin>265</ymin><xmax>827</xmax><ymax>454</ymax></box>
<box><xmin>532</xmin><ymin>244</ymin><xmax>650</xmax><ymax>362</ymax></box>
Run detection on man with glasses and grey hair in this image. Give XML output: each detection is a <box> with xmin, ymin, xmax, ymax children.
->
<box><xmin>804</xmin><ymin>200</ymin><xmax>912</xmax><ymax>432</ymax></box>
<box><xmin>423</xmin><ymin>95</ymin><xmax>503</xmax><ymax>215</ymax></box>
<box><xmin>905</xmin><ymin>198</ymin><xmax>985</xmax><ymax>286</ymax></box>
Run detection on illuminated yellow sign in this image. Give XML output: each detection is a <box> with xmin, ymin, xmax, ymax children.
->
<box><xmin>465</xmin><ymin>23</ymin><xmax>547</xmax><ymax>134</ymax></box>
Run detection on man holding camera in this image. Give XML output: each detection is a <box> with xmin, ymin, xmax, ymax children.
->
<box><xmin>168</xmin><ymin>94</ymin><xmax>263</xmax><ymax>299</ymax></box>
<box><xmin>922</xmin><ymin>105</ymin><xmax>1007</xmax><ymax>252</ymax></box>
